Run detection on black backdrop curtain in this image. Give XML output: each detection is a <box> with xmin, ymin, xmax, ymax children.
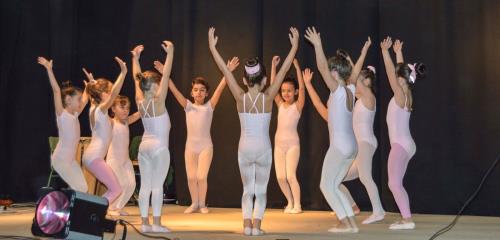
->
<box><xmin>1</xmin><ymin>0</ymin><xmax>499</xmax><ymax>216</ymax></box>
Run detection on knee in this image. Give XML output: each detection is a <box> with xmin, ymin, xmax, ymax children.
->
<box><xmin>187</xmin><ymin>175</ymin><xmax>197</xmax><ymax>183</ymax></box>
<box><xmin>130</xmin><ymin>181</ymin><xmax>137</xmax><ymax>190</ymax></box>
<box><xmin>286</xmin><ymin>175</ymin><xmax>298</xmax><ymax>185</ymax></box>
<box><xmin>77</xmin><ymin>184</ymin><xmax>88</xmax><ymax>193</ymax></box>
<box><xmin>242</xmin><ymin>189</ymin><xmax>255</xmax><ymax>200</ymax></box>
<box><xmin>319</xmin><ymin>183</ymin><xmax>328</xmax><ymax>195</ymax></box>
<box><xmin>277</xmin><ymin>175</ymin><xmax>287</xmax><ymax>184</ymax></box>
<box><xmin>319</xmin><ymin>176</ymin><xmax>329</xmax><ymax>193</ymax></box>
<box><xmin>139</xmin><ymin>184</ymin><xmax>152</xmax><ymax>196</ymax></box>
<box><xmin>114</xmin><ymin>186</ymin><xmax>123</xmax><ymax>195</ymax></box>
<box><xmin>254</xmin><ymin>189</ymin><xmax>266</xmax><ymax>200</ymax></box>
<box><xmin>196</xmin><ymin>175</ymin><xmax>207</xmax><ymax>183</ymax></box>
<box><xmin>151</xmin><ymin>187</ymin><xmax>163</xmax><ymax>197</ymax></box>
<box><xmin>359</xmin><ymin>175</ymin><xmax>374</xmax><ymax>187</ymax></box>
<box><xmin>388</xmin><ymin>179</ymin><xmax>403</xmax><ymax>193</ymax></box>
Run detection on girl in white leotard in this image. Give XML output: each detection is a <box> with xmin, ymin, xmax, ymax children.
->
<box><xmin>305</xmin><ymin>27</ymin><xmax>359</xmax><ymax>233</ymax></box>
<box><xmin>340</xmin><ymin>65</ymin><xmax>387</xmax><ymax>225</ymax></box>
<box><xmin>327</xmin><ymin>39</ymin><xmax>387</xmax><ymax>225</ymax></box>
<box><xmin>106</xmin><ymin>96</ymin><xmax>141</xmax><ymax>216</ymax></box>
<box><xmin>130</xmin><ymin>41</ymin><xmax>174</xmax><ymax>233</ymax></box>
<box><xmin>82</xmin><ymin>57</ymin><xmax>127</xmax><ymax>209</ymax></box>
<box><xmin>381</xmin><ymin>37</ymin><xmax>425</xmax><ymax>230</ymax></box>
<box><xmin>38</xmin><ymin>57</ymin><xmax>89</xmax><ymax>192</ymax></box>
<box><xmin>270</xmin><ymin>57</ymin><xmax>305</xmax><ymax>214</ymax></box>
<box><xmin>155</xmin><ymin>58</ymin><xmax>240</xmax><ymax>214</ymax></box>
<box><xmin>208</xmin><ymin>27</ymin><xmax>299</xmax><ymax>236</ymax></box>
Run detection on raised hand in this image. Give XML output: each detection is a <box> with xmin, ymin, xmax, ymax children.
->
<box><xmin>161</xmin><ymin>41</ymin><xmax>174</xmax><ymax>54</ymax></box>
<box><xmin>303</xmin><ymin>68</ymin><xmax>314</xmax><ymax>84</ymax></box>
<box><xmin>272</xmin><ymin>56</ymin><xmax>281</xmax><ymax>67</ymax></box>
<box><xmin>304</xmin><ymin>27</ymin><xmax>322</xmax><ymax>46</ymax></box>
<box><xmin>362</xmin><ymin>36</ymin><xmax>372</xmax><ymax>53</ymax></box>
<box><xmin>153</xmin><ymin>60</ymin><xmax>163</xmax><ymax>73</ymax></box>
<box><xmin>37</xmin><ymin>57</ymin><xmax>53</xmax><ymax>70</ymax></box>
<box><xmin>227</xmin><ymin>57</ymin><xmax>240</xmax><ymax>72</ymax></box>
<box><xmin>393</xmin><ymin>39</ymin><xmax>403</xmax><ymax>53</ymax></box>
<box><xmin>380</xmin><ymin>37</ymin><xmax>393</xmax><ymax>50</ymax></box>
<box><xmin>131</xmin><ymin>45</ymin><xmax>144</xmax><ymax>58</ymax></box>
<box><xmin>82</xmin><ymin>68</ymin><xmax>95</xmax><ymax>83</ymax></box>
<box><xmin>115</xmin><ymin>57</ymin><xmax>127</xmax><ymax>73</ymax></box>
<box><xmin>208</xmin><ymin>27</ymin><xmax>219</xmax><ymax>49</ymax></box>
<box><xmin>289</xmin><ymin>27</ymin><xmax>300</xmax><ymax>47</ymax></box>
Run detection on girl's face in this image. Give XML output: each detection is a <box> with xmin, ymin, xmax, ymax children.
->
<box><xmin>65</xmin><ymin>92</ymin><xmax>83</xmax><ymax>113</ymax></box>
<box><xmin>280</xmin><ymin>82</ymin><xmax>297</xmax><ymax>103</ymax></box>
<box><xmin>191</xmin><ymin>83</ymin><xmax>208</xmax><ymax>104</ymax></box>
<box><xmin>112</xmin><ymin>103</ymin><xmax>130</xmax><ymax>122</ymax></box>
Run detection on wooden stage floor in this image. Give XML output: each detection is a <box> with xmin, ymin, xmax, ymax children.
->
<box><xmin>1</xmin><ymin>204</ymin><xmax>499</xmax><ymax>239</ymax></box>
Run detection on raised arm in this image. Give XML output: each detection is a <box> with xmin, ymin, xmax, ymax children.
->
<box><xmin>380</xmin><ymin>37</ymin><xmax>404</xmax><ymax>97</ymax></box>
<box><xmin>393</xmin><ymin>39</ymin><xmax>404</xmax><ymax>63</ymax></box>
<box><xmin>167</xmin><ymin>77</ymin><xmax>188</xmax><ymax>108</ymax></box>
<box><xmin>294</xmin><ymin>59</ymin><xmax>306</xmax><ymax>113</ymax></box>
<box><xmin>128</xmin><ymin>112</ymin><xmax>141</xmax><ymax>125</ymax></box>
<box><xmin>270</xmin><ymin>55</ymin><xmax>282</xmax><ymax>106</ymax></box>
<box><xmin>157</xmin><ymin>41</ymin><xmax>174</xmax><ymax>102</ymax></box>
<box><xmin>131</xmin><ymin>45</ymin><xmax>145</xmax><ymax>101</ymax></box>
<box><xmin>210</xmin><ymin>57</ymin><xmax>239</xmax><ymax>108</ymax></box>
<box><xmin>154</xmin><ymin>60</ymin><xmax>187</xmax><ymax>108</ymax></box>
<box><xmin>304</xmin><ymin>27</ymin><xmax>338</xmax><ymax>92</ymax></box>
<box><xmin>349</xmin><ymin>37</ymin><xmax>371</xmax><ymax>85</ymax></box>
<box><xmin>78</xmin><ymin>79</ymin><xmax>89</xmax><ymax>115</ymax></box>
<box><xmin>208</xmin><ymin>27</ymin><xmax>244</xmax><ymax>101</ymax></box>
<box><xmin>303</xmin><ymin>68</ymin><xmax>327</xmax><ymax>121</ymax></box>
<box><xmin>38</xmin><ymin>57</ymin><xmax>63</xmax><ymax>116</ymax></box>
<box><xmin>265</xmin><ymin>27</ymin><xmax>299</xmax><ymax>98</ymax></box>
<box><xmin>99</xmin><ymin>57</ymin><xmax>127</xmax><ymax>111</ymax></box>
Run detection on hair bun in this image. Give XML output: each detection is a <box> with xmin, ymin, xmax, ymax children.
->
<box><xmin>335</xmin><ymin>49</ymin><xmax>350</xmax><ymax>60</ymax></box>
<box><xmin>135</xmin><ymin>73</ymin><xmax>145</xmax><ymax>81</ymax></box>
<box><xmin>245</xmin><ymin>58</ymin><xmax>259</xmax><ymax>67</ymax></box>
<box><xmin>244</xmin><ymin>58</ymin><xmax>262</xmax><ymax>76</ymax></box>
<box><xmin>61</xmin><ymin>81</ymin><xmax>72</xmax><ymax>88</ymax></box>
<box><xmin>415</xmin><ymin>63</ymin><xmax>426</xmax><ymax>79</ymax></box>
<box><xmin>366</xmin><ymin>65</ymin><xmax>376</xmax><ymax>74</ymax></box>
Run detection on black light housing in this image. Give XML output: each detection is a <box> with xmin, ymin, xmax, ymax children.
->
<box><xmin>31</xmin><ymin>188</ymin><xmax>116</xmax><ymax>240</ymax></box>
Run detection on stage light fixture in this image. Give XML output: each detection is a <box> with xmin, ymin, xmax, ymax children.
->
<box><xmin>31</xmin><ymin>188</ymin><xmax>116</xmax><ymax>240</ymax></box>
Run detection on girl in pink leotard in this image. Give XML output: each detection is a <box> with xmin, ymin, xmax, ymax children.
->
<box><xmin>38</xmin><ymin>57</ymin><xmax>89</xmax><ymax>193</ymax></box>
<box><xmin>82</xmin><ymin>57</ymin><xmax>127</xmax><ymax>208</ymax></box>
<box><xmin>154</xmin><ymin>57</ymin><xmax>240</xmax><ymax>214</ymax></box>
<box><xmin>270</xmin><ymin>57</ymin><xmax>305</xmax><ymax>214</ymax></box>
<box><xmin>381</xmin><ymin>37</ymin><xmax>425</xmax><ymax>230</ymax></box>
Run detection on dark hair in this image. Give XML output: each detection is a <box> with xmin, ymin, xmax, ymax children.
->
<box><xmin>136</xmin><ymin>70</ymin><xmax>161</xmax><ymax>92</ymax></box>
<box><xmin>86</xmin><ymin>78</ymin><xmax>112</xmax><ymax>104</ymax></box>
<box><xmin>359</xmin><ymin>67</ymin><xmax>376</xmax><ymax>94</ymax></box>
<box><xmin>110</xmin><ymin>95</ymin><xmax>130</xmax><ymax>117</ymax></box>
<box><xmin>328</xmin><ymin>51</ymin><xmax>352</xmax><ymax>81</ymax></box>
<box><xmin>336</xmin><ymin>49</ymin><xmax>350</xmax><ymax>60</ymax></box>
<box><xmin>113</xmin><ymin>95</ymin><xmax>130</xmax><ymax>108</ymax></box>
<box><xmin>192</xmin><ymin>77</ymin><xmax>210</xmax><ymax>92</ymax></box>
<box><xmin>243</xmin><ymin>58</ymin><xmax>266</xmax><ymax>87</ymax></box>
<box><xmin>281</xmin><ymin>76</ymin><xmax>298</xmax><ymax>90</ymax></box>
<box><xmin>396</xmin><ymin>62</ymin><xmax>426</xmax><ymax>86</ymax></box>
<box><xmin>61</xmin><ymin>81</ymin><xmax>82</xmax><ymax>107</ymax></box>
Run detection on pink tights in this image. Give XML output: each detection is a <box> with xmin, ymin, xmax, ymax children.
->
<box><xmin>387</xmin><ymin>143</ymin><xmax>413</xmax><ymax>219</ymax></box>
<box><xmin>86</xmin><ymin>159</ymin><xmax>122</xmax><ymax>207</ymax></box>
